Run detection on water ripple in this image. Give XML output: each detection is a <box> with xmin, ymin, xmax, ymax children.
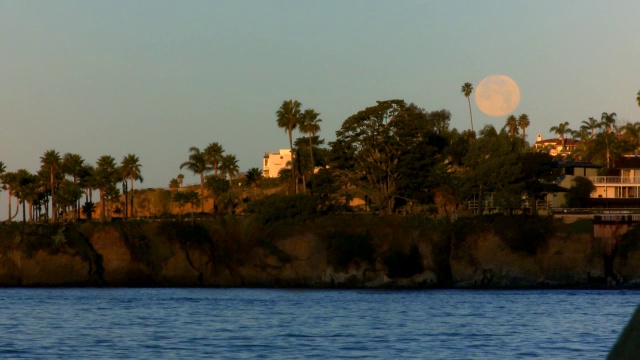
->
<box><xmin>0</xmin><ymin>288</ymin><xmax>637</xmax><ymax>359</ymax></box>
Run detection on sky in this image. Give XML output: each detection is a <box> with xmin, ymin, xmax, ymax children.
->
<box><xmin>1</xmin><ymin>1</ymin><xmax>640</xmax><ymax>219</ymax></box>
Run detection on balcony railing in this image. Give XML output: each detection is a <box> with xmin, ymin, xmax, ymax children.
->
<box><xmin>588</xmin><ymin>176</ymin><xmax>640</xmax><ymax>184</ymax></box>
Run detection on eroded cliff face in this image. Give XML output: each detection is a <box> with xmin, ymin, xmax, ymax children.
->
<box><xmin>450</xmin><ymin>231</ymin><xmax>605</xmax><ymax>287</ymax></box>
<box><xmin>0</xmin><ymin>216</ymin><xmax>636</xmax><ymax>287</ymax></box>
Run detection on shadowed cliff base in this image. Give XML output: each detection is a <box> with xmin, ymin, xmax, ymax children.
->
<box><xmin>0</xmin><ymin>214</ymin><xmax>639</xmax><ymax>288</ymax></box>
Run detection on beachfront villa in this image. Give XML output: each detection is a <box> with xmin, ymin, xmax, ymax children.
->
<box><xmin>263</xmin><ymin>149</ymin><xmax>291</xmax><ymax>178</ymax></box>
<box><xmin>589</xmin><ymin>155</ymin><xmax>640</xmax><ymax>206</ymax></box>
<box><xmin>534</xmin><ymin>134</ymin><xmax>581</xmax><ymax>157</ymax></box>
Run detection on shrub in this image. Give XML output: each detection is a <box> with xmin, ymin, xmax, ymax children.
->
<box><xmin>246</xmin><ymin>194</ymin><xmax>321</xmax><ymax>224</ymax></box>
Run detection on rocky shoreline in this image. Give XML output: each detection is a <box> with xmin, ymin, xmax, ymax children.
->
<box><xmin>0</xmin><ymin>215</ymin><xmax>637</xmax><ymax>288</ymax></box>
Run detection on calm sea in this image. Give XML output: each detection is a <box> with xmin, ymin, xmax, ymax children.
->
<box><xmin>0</xmin><ymin>288</ymin><xmax>636</xmax><ymax>359</ymax></box>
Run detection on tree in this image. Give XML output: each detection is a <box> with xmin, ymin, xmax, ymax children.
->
<box><xmin>463</xmin><ymin>125</ymin><xmax>525</xmax><ymax>214</ymax></box>
<box><xmin>600</xmin><ymin>112</ymin><xmax>617</xmax><ymax>133</ymax></box>
<box><xmin>276</xmin><ymin>99</ymin><xmax>302</xmax><ymax>194</ymax></box>
<box><xmin>169</xmin><ymin>178</ymin><xmax>181</xmax><ymax>189</ymax></box>
<box><xmin>93</xmin><ymin>155</ymin><xmax>120</xmax><ymax>222</ymax></box>
<box><xmin>504</xmin><ymin>115</ymin><xmax>519</xmax><ymax>137</ymax></box>
<box><xmin>549</xmin><ymin>121</ymin><xmax>572</xmax><ymax>141</ymax></box>
<box><xmin>204</xmin><ymin>142</ymin><xmax>225</xmax><ymax>176</ymax></box>
<box><xmin>1</xmin><ymin>171</ymin><xmax>19</xmax><ymax>222</ymax></box>
<box><xmin>461</xmin><ymin>82</ymin><xmax>474</xmax><ymax>132</ymax></box>
<box><xmin>600</xmin><ymin>112</ymin><xmax>618</xmax><ymax>168</ymax></box>
<box><xmin>172</xmin><ymin>190</ymin><xmax>199</xmax><ymax>224</ymax></box>
<box><xmin>12</xmin><ymin>169</ymin><xmax>37</xmax><ymax>222</ymax></box>
<box><xmin>637</xmin><ymin>90</ymin><xmax>640</xmax><ymax>108</ymax></box>
<box><xmin>622</xmin><ymin>122</ymin><xmax>640</xmax><ymax>153</ymax></box>
<box><xmin>299</xmin><ymin>108</ymin><xmax>322</xmax><ymax>173</ymax></box>
<box><xmin>245</xmin><ymin>167</ymin><xmax>263</xmax><ymax>198</ymax></box>
<box><xmin>330</xmin><ymin>100</ymin><xmax>448</xmax><ymax>214</ymax></box>
<box><xmin>62</xmin><ymin>153</ymin><xmax>85</xmax><ymax>219</ymax></box>
<box><xmin>580</xmin><ymin>117</ymin><xmax>600</xmax><ymax>139</ymax></box>
<box><xmin>180</xmin><ymin>147</ymin><xmax>212</xmax><ymax>213</ymax></box>
<box><xmin>220</xmin><ymin>154</ymin><xmax>240</xmax><ymax>186</ymax></box>
<box><xmin>40</xmin><ymin>149</ymin><xmax>61</xmax><ymax>222</ymax></box>
<box><xmin>564</xmin><ymin>176</ymin><xmax>595</xmax><ymax>208</ymax></box>
<box><xmin>55</xmin><ymin>179</ymin><xmax>83</xmax><ymax>221</ymax></box>
<box><xmin>517</xmin><ymin>114</ymin><xmax>530</xmax><ymax>142</ymax></box>
<box><xmin>120</xmin><ymin>154</ymin><xmax>143</xmax><ymax>218</ymax></box>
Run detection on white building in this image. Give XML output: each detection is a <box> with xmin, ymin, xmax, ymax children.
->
<box><xmin>263</xmin><ymin>149</ymin><xmax>292</xmax><ymax>178</ymax></box>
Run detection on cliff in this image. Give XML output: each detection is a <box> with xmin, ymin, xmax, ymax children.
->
<box><xmin>0</xmin><ymin>215</ymin><xmax>635</xmax><ymax>287</ymax></box>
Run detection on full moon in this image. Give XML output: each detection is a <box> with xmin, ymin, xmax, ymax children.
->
<box><xmin>474</xmin><ymin>75</ymin><xmax>521</xmax><ymax>117</ymax></box>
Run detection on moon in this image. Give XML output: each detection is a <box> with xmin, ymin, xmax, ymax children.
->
<box><xmin>474</xmin><ymin>75</ymin><xmax>521</xmax><ymax>117</ymax></box>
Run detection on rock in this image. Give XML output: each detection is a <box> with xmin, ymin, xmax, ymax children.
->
<box><xmin>608</xmin><ymin>305</ymin><xmax>640</xmax><ymax>359</ymax></box>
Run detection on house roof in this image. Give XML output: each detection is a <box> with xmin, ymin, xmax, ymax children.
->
<box><xmin>614</xmin><ymin>156</ymin><xmax>640</xmax><ymax>169</ymax></box>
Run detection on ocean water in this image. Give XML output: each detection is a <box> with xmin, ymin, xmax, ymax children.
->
<box><xmin>0</xmin><ymin>288</ymin><xmax>636</xmax><ymax>359</ymax></box>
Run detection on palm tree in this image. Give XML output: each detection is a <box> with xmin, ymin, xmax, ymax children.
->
<box><xmin>62</xmin><ymin>153</ymin><xmax>85</xmax><ymax>219</ymax></box>
<box><xmin>504</xmin><ymin>115</ymin><xmax>518</xmax><ymax>137</ymax></box>
<box><xmin>169</xmin><ymin>178</ymin><xmax>180</xmax><ymax>189</ymax></box>
<box><xmin>517</xmin><ymin>114</ymin><xmax>530</xmax><ymax>142</ymax></box>
<box><xmin>637</xmin><ymin>90</ymin><xmax>640</xmax><ymax>108</ymax></box>
<box><xmin>1</xmin><ymin>171</ymin><xmax>19</xmax><ymax>222</ymax></box>
<box><xmin>549</xmin><ymin>121</ymin><xmax>572</xmax><ymax>140</ymax></box>
<box><xmin>580</xmin><ymin>117</ymin><xmax>600</xmax><ymax>139</ymax></box>
<box><xmin>622</xmin><ymin>122</ymin><xmax>640</xmax><ymax>153</ymax></box>
<box><xmin>220</xmin><ymin>154</ymin><xmax>240</xmax><ymax>186</ymax></box>
<box><xmin>299</xmin><ymin>108</ymin><xmax>322</xmax><ymax>173</ymax></box>
<box><xmin>276</xmin><ymin>99</ymin><xmax>302</xmax><ymax>194</ymax></box>
<box><xmin>40</xmin><ymin>149</ymin><xmax>61</xmax><ymax>222</ymax></box>
<box><xmin>94</xmin><ymin>155</ymin><xmax>120</xmax><ymax>222</ymax></box>
<box><xmin>461</xmin><ymin>82</ymin><xmax>474</xmax><ymax>132</ymax></box>
<box><xmin>180</xmin><ymin>147</ymin><xmax>212</xmax><ymax>213</ymax></box>
<box><xmin>245</xmin><ymin>167</ymin><xmax>263</xmax><ymax>197</ymax></box>
<box><xmin>204</xmin><ymin>142</ymin><xmax>225</xmax><ymax>176</ymax></box>
<box><xmin>120</xmin><ymin>154</ymin><xmax>143</xmax><ymax>218</ymax></box>
<box><xmin>600</xmin><ymin>112</ymin><xmax>617</xmax><ymax>133</ymax></box>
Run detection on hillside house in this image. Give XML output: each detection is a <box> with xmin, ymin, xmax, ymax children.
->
<box><xmin>534</xmin><ymin>134</ymin><xmax>581</xmax><ymax>157</ymax></box>
<box><xmin>545</xmin><ymin>160</ymin><xmax>600</xmax><ymax>208</ymax></box>
<box><xmin>589</xmin><ymin>156</ymin><xmax>640</xmax><ymax>207</ymax></box>
<box><xmin>263</xmin><ymin>149</ymin><xmax>291</xmax><ymax>178</ymax></box>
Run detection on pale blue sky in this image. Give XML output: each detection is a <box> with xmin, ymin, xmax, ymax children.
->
<box><xmin>1</xmin><ymin>1</ymin><xmax>640</xmax><ymax>217</ymax></box>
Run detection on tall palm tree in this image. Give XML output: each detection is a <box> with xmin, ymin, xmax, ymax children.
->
<box><xmin>120</xmin><ymin>154</ymin><xmax>143</xmax><ymax>218</ymax></box>
<box><xmin>504</xmin><ymin>115</ymin><xmax>518</xmax><ymax>137</ymax></box>
<box><xmin>1</xmin><ymin>171</ymin><xmax>19</xmax><ymax>222</ymax></box>
<box><xmin>94</xmin><ymin>155</ymin><xmax>120</xmax><ymax>222</ymax></box>
<box><xmin>549</xmin><ymin>121</ymin><xmax>572</xmax><ymax>140</ymax></box>
<box><xmin>461</xmin><ymin>82</ymin><xmax>474</xmax><ymax>132</ymax></box>
<box><xmin>600</xmin><ymin>112</ymin><xmax>617</xmax><ymax>133</ymax></box>
<box><xmin>298</xmin><ymin>108</ymin><xmax>322</xmax><ymax>172</ymax></box>
<box><xmin>220</xmin><ymin>154</ymin><xmax>240</xmax><ymax>186</ymax></box>
<box><xmin>62</xmin><ymin>153</ymin><xmax>85</xmax><ymax>219</ymax></box>
<box><xmin>40</xmin><ymin>149</ymin><xmax>61</xmax><ymax>222</ymax></box>
<box><xmin>580</xmin><ymin>117</ymin><xmax>600</xmax><ymax>139</ymax></box>
<box><xmin>276</xmin><ymin>99</ymin><xmax>302</xmax><ymax>194</ymax></box>
<box><xmin>204</xmin><ymin>142</ymin><xmax>225</xmax><ymax>176</ymax></box>
<box><xmin>180</xmin><ymin>147</ymin><xmax>212</xmax><ymax>213</ymax></box>
<box><xmin>517</xmin><ymin>114</ymin><xmax>530</xmax><ymax>142</ymax></box>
